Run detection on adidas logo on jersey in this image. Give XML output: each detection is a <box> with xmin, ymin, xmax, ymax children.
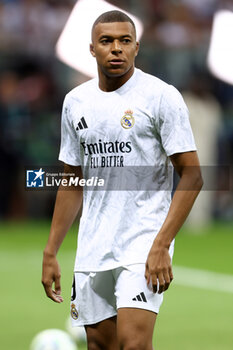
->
<box><xmin>132</xmin><ymin>292</ymin><xmax>147</xmax><ymax>302</ymax></box>
<box><xmin>76</xmin><ymin>117</ymin><xmax>88</xmax><ymax>131</ymax></box>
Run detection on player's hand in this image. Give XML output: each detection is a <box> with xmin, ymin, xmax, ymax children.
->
<box><xmin>42</xmin><ymin>251</ymin><xmax>64</xmax><ymax>303</ymax></box>
<box><xmin>145</xmin><ymin>241</ymin><xmax>173</xmax><ymax>294</ymax></box>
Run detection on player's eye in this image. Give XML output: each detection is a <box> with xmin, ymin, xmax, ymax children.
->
<box><xmin>100</xmin><ymin>39</ymin><xmax>110</xmax><ymax>44</ymax></box>
<box><xmin>122</xmin><ymin>38</ymin><xmax>131</xmax><ymax>43</ymax></box>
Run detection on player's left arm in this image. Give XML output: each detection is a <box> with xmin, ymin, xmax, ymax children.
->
<box><xmin>145</xmin><ymin>151</ymin><xmax>203</xmax><ymax>294</ymax></box>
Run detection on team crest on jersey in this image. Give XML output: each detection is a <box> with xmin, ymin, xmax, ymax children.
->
<box><xmin>71</xmin><ymin>303</ymin><xmax>79</xmax><ymax>320</ymax></box>
<box><xmin>121</xmin><ymin>109</ymin><xmax>135</xmax><ymax>129</ymax></box>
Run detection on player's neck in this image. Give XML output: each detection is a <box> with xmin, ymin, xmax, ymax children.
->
<box><xmin>98</xmin><ymin>66</ymin><xmax>135</xmax><ymax>92</ymax></box>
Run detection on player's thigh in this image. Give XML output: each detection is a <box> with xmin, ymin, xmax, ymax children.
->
<box><xmin>114</xmin><ymin>264</ymin><xmax>161</xmax><ymax>350</ymax></box>
<box><xmin>85</xmin><ymin>316</ymin><xmax>118</xmax><ymax>350</ymax></box>
<box><xmin>117</xmin><ymin>308</ymin><xmax>157</xmax><ymax>350</ymax></box>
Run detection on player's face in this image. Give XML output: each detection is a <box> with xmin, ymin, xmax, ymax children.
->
<box><xmin>90</xmin><ymin>22</ymin><xmax>139</xmax><ymax>83</ymax></box>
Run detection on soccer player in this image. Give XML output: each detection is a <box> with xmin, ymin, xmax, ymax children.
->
<box><xmin>42</xmin><ymin>10</ymin><xmax>203</xmax><ymax>350</ymax></box>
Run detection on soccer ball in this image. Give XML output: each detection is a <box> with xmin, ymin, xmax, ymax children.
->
<box><xmin>30</xmin><ymin>329</ymin><xmax>78</xmax><ymax>350</ymax></box>
<box><xmin>66</xmin><ymin>317</ymin><xmax>86</xmax><ymax>344</ymax></box>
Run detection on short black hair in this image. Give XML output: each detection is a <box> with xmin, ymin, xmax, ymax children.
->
<box><xmin>92</xmin><ymin>10</ymin><xmax>136</xmax><ymax>38</ymax></box>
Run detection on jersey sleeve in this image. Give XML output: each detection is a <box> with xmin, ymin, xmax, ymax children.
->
<box><xmin>158</xmin><ymin>85</ymin><xmax>197</xmax><ymax>156</ymax></box>
<box><xmin>58</xmin><ymin>95</ymin><xmax>81</xmax><ymax>166</ymax></box>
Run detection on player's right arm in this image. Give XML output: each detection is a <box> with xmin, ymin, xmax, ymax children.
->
<box><xmin>42</xmin><ymin>163</ymin><xmax>83</xmax><ymax>303</ymax></box>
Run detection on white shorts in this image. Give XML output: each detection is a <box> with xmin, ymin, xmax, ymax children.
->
<box><xmin>70</xmin><ymin>264</ymin><xmax>164</xmax><ymax>327</ymax></box>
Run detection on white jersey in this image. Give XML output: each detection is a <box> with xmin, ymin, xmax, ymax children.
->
<box><xmin>59</xmin><ymin>68</ymin><xmax>196</xmax><ymax>271</ymax></box>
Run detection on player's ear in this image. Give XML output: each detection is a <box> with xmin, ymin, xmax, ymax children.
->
<box><xmin>135</xmin><ymin>41</ymin><xmax>140</xmax><ymax>57</ymax></box>
<box><xmin>90</xmin><ymin>43</ymin><xmax>96</xmax><ymax>57</ymax></box>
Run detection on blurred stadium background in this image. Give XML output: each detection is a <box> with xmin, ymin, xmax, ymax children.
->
<box><xmin>0</xmin><ymin>0</ymin><xmax>232</xmax><ymax>349</ymax></box>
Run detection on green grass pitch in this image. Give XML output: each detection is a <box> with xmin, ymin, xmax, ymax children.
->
<box><xmin>0</xmin><ymin>221</ymin><xmax>232</xmax><ymax>350</ymax></box>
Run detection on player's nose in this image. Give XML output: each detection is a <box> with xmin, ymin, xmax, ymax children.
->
<box><xmin>111</xmin><ymin>40</ymin><xmax>122</xmax><ymax>53</ymax></box>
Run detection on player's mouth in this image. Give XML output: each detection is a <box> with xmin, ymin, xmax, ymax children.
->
<box><xmin>109</xmin><ymin>59</ymin><xmax>125</xmax><ymax>66</ymax></box>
